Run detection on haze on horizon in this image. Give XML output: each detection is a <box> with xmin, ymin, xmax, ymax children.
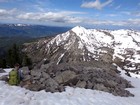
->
<box><xmin>0</xmin><ymin>0</ymin><xmax>140</xmax><ymax>30</ymax></box>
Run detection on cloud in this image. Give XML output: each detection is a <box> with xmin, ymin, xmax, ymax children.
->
<box><xmin>0</xmin><ymin>8</ymin><xmax>17</xmax><ymax>19</ymax></box>
<box><xmin>87</xmin><ymin>19</ymin><xmax>127</xmax><ymax>26</ymax></box>
<box><xmin>121</xmin><ymin>11</ymin><xmax>140</xmax><ymax>17</ymax></box>
<box><xmin>0</xmin><ymin>8</ymin><xmax>140</xmax><ymax>29</ymax></box>
<box><xmin>87</xmin><ymin>18</ymin><xmax>140</xmax><ymax>27</ymax></box>
<box><xmin>0</xmin><ymin>0</ymin><xmax>22</xmax><ymax>2</ymax></box>
<box><xmin>0</xmin><ymin>0</ymin><xmax>10</xmax><ymax>2</ymax></box>
<box><xmin>107</xmin><ymin>14</ymin><xmax>117</xmax><ymax>17</ymax></box>
<box><xmin>115</xmin><ymin>5</ymin><xmax>121</xmax><ymax>10</ymax></box>
<box><xmin>81</xmin><ymin>0</ymin><xmax>113</xmax><ymax>10</ymax></box>
<box><xmin>128</xmin><ymin>19</ymin><xmax>140</xmax><ymax>25</ymax></box>
<box><xmin>17</xmin><ymin>11</ymin><xmax>86</xmax><ymax>24</ymax></box>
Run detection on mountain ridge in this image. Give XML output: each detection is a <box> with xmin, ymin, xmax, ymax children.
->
<box><xmin>0</xmin><ymin>24</ymin><xmax>71</xmax><ymax>37</ymax></box>
<box><xmin>23</xmin><ymin>26</ymin><xmax>140</xmax><ymax>71</ymax></box>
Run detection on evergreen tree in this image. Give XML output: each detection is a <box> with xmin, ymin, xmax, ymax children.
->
<box><xmin>7</xmin><ymin>44</ymin><xmax>21</xmax><ymax>67</ymax></box>
<box><xmin>22</xmin><ymin>54</ymin><xmax>32</xmax><ymax>67</ymax></box>
<box><xmin>0</xmin><ymin>59</ymin><xmax>6</xmax><ymax>68</ymax></box>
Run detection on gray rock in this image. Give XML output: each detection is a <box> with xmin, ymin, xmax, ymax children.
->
<box><xmin>45</xmin><ymin>78</ymin><xmax>58</xmax><ymax>88</ymax></box>
<box><xmin>28</xmin><ymin>83</ymin><xmax>42</xmax><ymax>91</ymax></box>
<box><xmin>23</xmin><ymin>75</ymin><xmax>31</xmax><ymax>81</ymax></box>
<box><xmin>76</xmin><ymin>81</ymin><xmax>86</xmax><ymax>88</ymax></box>
<box><xmin>54</xmin><ymin>70</ymin><xmax>77</xmax><ymax>84</ymax></box>
<box><xmin>86</xmin><ymin>81</ymin><xmax>93</xmax><ymax>89</ymax></box>
<box><xmin>41</xmin><ymin>64</ymin><xmax>51</xmax><ymax>70</ymax></box>
<box><xmin>33</xmin><ymin>76</ymin><xmax>40</xmax><ymax>80</ymax></box>
<box><xmin>21</xmin><ymin>67</ymin><xmax>30</xmax><ymax>75</ymax></box>
<box><xmin>105</xmin><ymin>80</ymin><xmax>117</xmax><ymax>88</ymax></box>
<box><xmin>42</xmin><ymin>72</ymin><xmax>50</xmax><ymax>79</ymax></box>
<box><xmin>31</xmin><ymin>70</ymin><xmax>41</xmax><ymax>77</ymax></box>
<box><xmin>39</xmin><ymin>78</ymin><xmax>46</xmax><ymax>83</ymax></box>
<box><xmin>94</xmin><ymin>84</ymin><xmax>109</xmax><ymax>92</ymax></box>
<box><xmin>45</xmin><ymin>78</ymin><xmax>59</xmax><ymax>93</ymax></box>
<box><xmin>20</xmin><ymin>80</ymin><xmax>31</xmax><ymax>88</ymax></box>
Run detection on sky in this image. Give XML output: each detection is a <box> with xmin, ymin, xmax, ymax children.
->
<box><xmin>0</xmin><ymin>0</ymin><xmax>140</xmax><ymax>30</ymax></box>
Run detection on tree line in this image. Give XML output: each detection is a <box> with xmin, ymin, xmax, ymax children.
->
<box><xmin>0</xmin><ymin>44</ymin><xmax>32</xmax><ymax>68</ymax></box>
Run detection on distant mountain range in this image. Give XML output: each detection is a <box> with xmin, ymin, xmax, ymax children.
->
<box><xmin>0</xmin><ymin>24</ymin><xmax>71</xmax><ymax>37</ymax></box>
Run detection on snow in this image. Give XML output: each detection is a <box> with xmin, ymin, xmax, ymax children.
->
<box><xmin>45</xmin><ymin>26</ymin><xmax>140</xmax><ymax>66</ymax></box>
<box><xmin>57</xmin><ymin>53</ymin><xmax>65</xmax><ymax>65</ymax></box>
<box><xmin>0</xmin><ymin>68</ymin><xmax>12</xmax><ymax>77</ymax></box>
<box><xmin>0</xmin><ymin>68</ymin><xmax>140</xmax><ymax>105</ymax></box>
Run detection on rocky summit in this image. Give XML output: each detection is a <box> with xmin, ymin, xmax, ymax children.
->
<box><xmin>21</xmin><ymin>26</ymin><xmax>140</xmax><ymax>97</ymax></box>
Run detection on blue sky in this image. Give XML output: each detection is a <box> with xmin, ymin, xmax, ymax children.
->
<box><xmin>0</xmin><ymin>0</ymin><xmax>140</xmax><ymax>29</ymax></box>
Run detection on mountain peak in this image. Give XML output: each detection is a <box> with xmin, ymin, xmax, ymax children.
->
<box><xmin>71</xmin><ymin>26</ymin><xmax>87</xmax><ymax>34</ymax></box>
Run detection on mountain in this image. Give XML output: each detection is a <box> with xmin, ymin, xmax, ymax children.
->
<box><xmin>21</xmin><ymin>26</ymin><xmax>140</xmax><ymax>96</ymax></box>
<box><xmin>23</xmin><ymin>26</ymin><xmax>140</xmax><ymax>71</ymax></box>
<box><xmin>0</xmin><ymin>24</ymin><xmax>70</xmax><ymax>37</ymax></box>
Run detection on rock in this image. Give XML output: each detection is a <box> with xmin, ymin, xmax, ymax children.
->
<box><xmin>21</xmin><ymin>67</ymin><xmax>30</xmax><ymax>75</ymax></box>
<box><xmin>31</xmin><ymin>70</ymin><xmax>41</xmax><ymax>76</ymax></box>
<box><xmin>45</xmin><ymin>78</ymin><xmax>59</xmax><ymax>93</ymax></box>
<box><xmin>20</xmin><ymin>80</ymin><xmax>31</xmax><ymax>88</ymax></box>
<box><xmin>39</xmin><ymin>78</ymin><xmax>46</xmax><ymax>83</ymax></box>
<box><xmin>94</xmin><ymin>84</ymin><xmax>109</xmax><ymax>92</ymax></box>
<box><xmin>76</xmin><ymin>81</ymin><xmax>86</xmax><ymax>88</ymax></box>
<box><xmin>0</xmin><ymin>68</ymin><xmax>5</xmax><ymax>73</ymax></box>
<box><xmin>41</xmin><ymin>63</ymin><xmax>52</xmax><ymax>70</ymax></box>
<box><xmin>86</xmin><ymin>81</ymin><xmax>93</xmax><ymax>89</ymax></box>
<box><xmin>28</xmin><ymin>83</ymin><xmax>43</xmax><ymax>91</ymax></box>
<box><xmin>23</xmin><ymin>75</ymin><xmax>31</xmax><ymax>81</ymax></box>
<box><xmin>54</xmin><ymin>70</ymin><xmax>77</xmax><ymax>84</ymax></box>
<box><xmin>18</xmin><ymin>62</ymin><xmax>134</xmax><ymax>97</ymax></box>
<box><xmin>42</xmin><ymin>72</ymin><xmax>50</xmax><ymax>79</ymax></box>
<box><xmin>99</xmin><ymin>53</ymin><xmax>113</xmax><ymax>63</ymax></box>
<box><xmin>45</xmin><ymin>78</ymin><xmax>58</xmax><ymax>87</ymax></box>
<box><xmin>104</xmin><ymin>80</ymin><xmax>117</xmax><ymax>88</ymax></box>
<box><xmin>58</xmin><ymin>85</ymin><xmax>65</xmax><ymax>92</ymax></box>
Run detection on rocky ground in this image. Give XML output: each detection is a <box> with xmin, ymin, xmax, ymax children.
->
<box><xmin>20</xmin><ymin>61</ymin><xmax>134</xmax><ymax>97</ymax></box>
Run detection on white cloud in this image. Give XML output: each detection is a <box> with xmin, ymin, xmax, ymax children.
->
<box><xmin>87</xmin><ymin>19</ymin><xmax>127</xmax><ymax>26</ymax></box>
<box><xmin>115</xmin><ymin>5</ymin><xmax>121</xmax><ymax>10</ymax></box>
<box><xmin>0</xmin><ymin>0</ymin><xmax>22</xmax><ymax>2</ymax></box>
<box><xmin>17</xmin><ymin>11</ymin><xmax>85</xmax><ymax>24</ymax></box>
<box><xmin>121</xmin><ymin>11</ymin><xmax>131</xmax><ymax>15</ymax></box>
<box><xmin>0</xmin><ymin>8</ymin><xmax>140</xmax><ymax>28</ymax></box>
<box><xmin>121</xmin><ymin>11</ymin><xmax>140</xmax><ymax>17</ymax></box>
<box><xmin>128</xmin><ymin>19</ymin><xmax>140</xmax><ymax>25</ymax></box>
<box><xmin>107</xmin><ymin>14</ymin><xmax>117</xmax><ymax>17</ymax></box>
<box><xmin>0</xmin><ymin>8</ymin><xmax>17</xmax><ymax>19</ymax></box>
<box><xmin>81</xmin><ymin>0</ymin><xmax>113</xmax><ymax>10</ymax></box>
<box><xmin>0</xmin><ymin>0</ymin><xmax>9</xmax><ymax>2</ymax></box>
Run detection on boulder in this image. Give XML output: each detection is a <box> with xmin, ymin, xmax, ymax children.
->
<box><xmin>94</xmin><ymin>84</ymin><xmax>109</xmax><ymax>92</ymax></box>
<box><xmin>23</xmin><ymin>75</ymin><xmax>31</xmax><ymax>81</ymax></box>
<box><xmin>86</xmin><ymin>81</ymin><xmax>93</xmax><ymax>89</ymax></box>
<box><xmin>54</xmin><ymin>70</ymin><xmax>77</xmax><ymax>84</ymax></box>
<box><xmin>21</xmin><ymin>67</ymin><xmax>30</xmax><ymax>75</ymax></box>
<box><xmin>76</xmin><ymin>81</ymin><xmax>86</xmax><ymax>88</ymax></box>
<box><xmin>45</xmin><ymin>78</ymin><xmax>59</xmax><ymax>93</ymax></box>
<box><xmin>27</xmin><ymin>83</ymin><xmax>43</xmax><ymax>91</ymax></box>
<box><xmin>31</xmin><ymin>70</ymin><xmax>41</xmax><ymax>76</ymax></box>
<box><xmin>42</xmin><ymin>72</ymin><xmax>50</xmax><ymax>79</ymax></box>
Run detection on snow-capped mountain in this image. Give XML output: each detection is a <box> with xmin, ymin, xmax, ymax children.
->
<box><xmin>7</xmin><ymin>24</ymin><xmax>31</xmax><ymax>27</ymax></box>
<box><xmin>24</xmin><ymin>26</ymin><xmax>140</xmax><ymax>70</ymax></box>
